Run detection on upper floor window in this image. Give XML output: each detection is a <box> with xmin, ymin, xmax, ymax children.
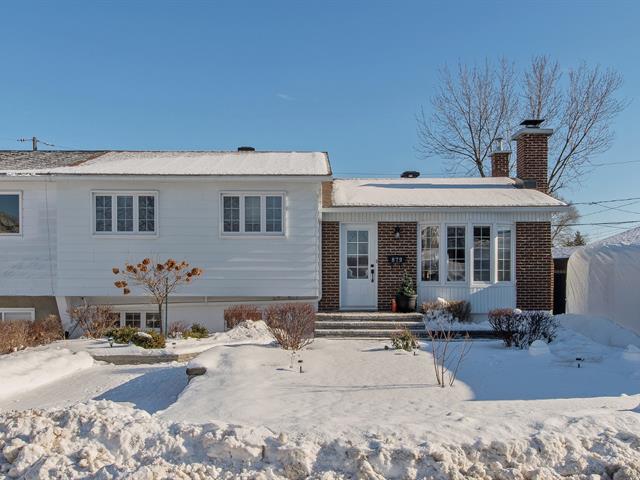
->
<box><xmin>0</xmin><ymin>192</ymin><xmax>21</xmax><ymax>235</ymax></box>
<box><xmin>93</xmin><ymin>192</ymin><xmax>157</xmax><ymax>235</ymax></box>
<box><xmin>221</xmin><ymin>193</ymin><xmax>284</xmax><ymax>235</ymax></box>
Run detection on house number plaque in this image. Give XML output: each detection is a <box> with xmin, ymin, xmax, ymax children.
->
<box><xmin>387</xmin><ymin>255</ymin><xmax>406</xmax><ymax>264</ymax></box>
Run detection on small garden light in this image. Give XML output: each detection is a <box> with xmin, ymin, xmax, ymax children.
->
<box><xmin>108</xmin><ymin>336</ymin><xmax>114</xmax><ymax>348</ymax></box>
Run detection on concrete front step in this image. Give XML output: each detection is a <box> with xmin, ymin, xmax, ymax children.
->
<box><xmin>315</xmin><ymin>329</ymin><xmax>430</xmax><ymax>339</ymax></box>
<box><xmin>315</xmin><ymin>321</ymin><xmax>424</xmax><ymax>330</ymax></box>
<box><xmin>316</xmin><ymin>312</ymin><xmax>423</xmax><ymax>322</ymax></box>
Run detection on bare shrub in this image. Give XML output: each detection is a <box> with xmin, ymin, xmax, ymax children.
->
<box><xmin>423</xmin><ymin>299</ymin><xmax>472</xmax><ymax>324</ymax></box>
<box><xmin>30</xmin><ymin>315</ymin><xmax>64</xmax><ymax>345</ymax></box>
<box><xmin>0</xmin><ymin>315</ymin><xmax>64</xmax><ymax>354</ymax></box>
<box><xmin>224</xmin><ymin>305</ymin><xmax>263</xmax><ymax>330</ymax></box>
<box><xmin>488</xmin><ymin>309</ymin><xmax>558</xmax><ymax>348</ymax></box>
<box><xmin>426</xmin><ymin>321</ymin><xmax>472</xmax><ymax>388</ymax></box>
<box><xmin>0</xmin><ymin>320</ymin><xmax>31</xmax><ymax>354</ymax></box>
<box><xmin>168</xmin><ymin>321</ymin><xmax>189</xmax><ymax>339</ymax></box>
<box><xmin>68</xmin><ymin>304</ymin><xmax>118</xmax><ymax>338</ymax></box>
<box><xmin>263</xmin><ymin>303</ymin><xmax>315</xmax><ymax>352</ymax></box>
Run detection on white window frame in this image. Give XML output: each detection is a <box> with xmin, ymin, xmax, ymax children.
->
<box><xmin>0</xmin><ymin>191</ymin><xmax>23</xmax><ymax>237</ymax></box>
<box><xmin>420</xmin><ymin>224</ymin><xmax>441</xmax><ymax>283</ymax></box>
<box><xmin>220</xmin><ymin>192</ymin><xmax>286</xmax><ymax>237</ymax></box>
<box><xmin>91</xmin><ymin>191</ymin><xmax>158</xmax><ymax>236</ymax></box>
<box><xmin>112</xmin><ymin>310</ymin><xmax>161</xmax><ymax>331</ymax></box>
<box><xmin>0</xmin><ymin>308</ymin><xmax>35</xmax><ymax>321</ymax></box>
<box><xmin>471</xmin><ymin>225</ymin><xmax>492</xmax><ymax>286</ymax></box>
<box><xmin>495</xmin><ymin>225</ymin><xmax>515</xmax><ymax>284</ymax></box>
<box><xmin>445</xmin><ymin>224</ymin><xmax>467</xmax><ymax>283</ymax></box>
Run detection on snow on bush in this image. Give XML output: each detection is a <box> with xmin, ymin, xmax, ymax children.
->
<box><xmin>0</xmin><ymin>348</ymin><xmax>93</xmax><ymax>400</ymax></box>
<box><xmin>422</xmin><ymin>297</ymin><xmax>471</xmax><ymax>324</ymax></box>
<box><xmin>0</xmin><ymin>400</ymin><xmax>638</xmax><ymax>479</ymax></box>
<box><xmin>488</xmin><ymin>309</ymin><xmax>558</xmax><ymax>348</ymax></box>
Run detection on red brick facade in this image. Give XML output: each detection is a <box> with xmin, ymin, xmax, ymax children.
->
<box><xmin>515</xmin><ymin>133</ymin><xmax>550</xmax><ymax>193</ymax></box>
<box><xmin>319</xmin><ymin>221</ymin><xmax>340</xmax><ymax>311</ymax></box>
<box><xmin>516</xmin><ymin>222</ymin><xmax>553</xmax><ymax>310</ymax></box>
<box><xmin>491</xmin><ymin>151</ymin><xmax>510</xmax><ymax>177</ymax></box>
<box><xmin>377</xmin><ymin>222</ymin><xmax>418</xmax><ymax>311</ymax></box>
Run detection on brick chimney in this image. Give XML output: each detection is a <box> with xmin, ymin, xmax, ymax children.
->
<box><xmin>490</xmin><ymin>137</ymin><xmax>511</xmax><ymax>177</ymax></box>
<box><xmin>511</xmin><ymin>119</ymin><xmax>553</xmax><ymax>193</ymax></box>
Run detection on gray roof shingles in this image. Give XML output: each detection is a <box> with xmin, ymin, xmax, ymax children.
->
<box><xmin>0</xmin><ymin>151</ymin><xmax>107</xmax><ymax>171</ymax></box>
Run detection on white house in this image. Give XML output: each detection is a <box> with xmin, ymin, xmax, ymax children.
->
<box><xmin>0</xmin><ymin>121</ymin><xmax>566</xmax><ymax>333</ymax></box>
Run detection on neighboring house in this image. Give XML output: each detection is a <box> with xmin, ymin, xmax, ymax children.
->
<box><xmin>567</xmin><ymin>226</ymin><xmax>640</xmax><ymax>335</ymax></box>
<box><xmin>0</xmin><ymin>121</ymin><xmax>566</xmax><ymax>332</ymax></box>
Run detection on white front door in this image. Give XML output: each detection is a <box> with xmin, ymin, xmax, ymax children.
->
<box><xmin>341</xmin><ymin>224</ymin><xmax>377</xmax><ymax>310</ymax></box>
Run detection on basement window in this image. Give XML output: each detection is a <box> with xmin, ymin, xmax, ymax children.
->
<box><xmin>0</xmin><ymin>308</ymin><xmax>35</xmax><ymax>321</ymax></box>
<box><xmin>0</xmin><ymin>192</ymin><xmax>21</xmax><ymax>235</ymax></box>
<box><xmin>221</xmin><ymin>193</ymin><xmax>285</xmax><ymax>236</ymax></box>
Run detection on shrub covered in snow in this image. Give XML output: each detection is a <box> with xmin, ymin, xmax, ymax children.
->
<box><xmin>224</xmin><ymin>304</ymin><xmax>263</xmax><ymax>330</ymax></box>
<box><xmin>0</xmin><ymin>315</ymin><xmax>64</xmax><ymax>355</ymax></box>
<box><xmin>167</xmin><ymin>321</ymin><xmax>189</xmax><ymax>339</ymax></box>
<box><xmin>488</xmin><ymin>309</ymin><xmax>558</xmax><ymax>348</ymax></box>
<box><xmin>422</xmin><ymin>298</ymin><xmax>471</xmax><ymax>323</ymax></box>
<box><xmin>263</xmin><ymin>303</ymin><xmax>315</xmax><ymax>351</ymax></box>
<box><xmin>184</xmin><ymin>323</ymin><xmax>209</xmax><ymax>339</ymax></box>
<box><xmin>390</xmin><ymin>328</ymin><xmax>419</xmax><ymax>351</ymax></box>
<box><xmin>132</xmin><ymin>330</ymin><xmax>166</xmax><ymax>349</ymax></box>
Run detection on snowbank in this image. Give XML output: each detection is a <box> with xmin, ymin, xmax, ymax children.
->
<box><xmin>557</xmin><ymin>313</ymin><xmax>640</xmax><ymax>348</ymax></box>
<box><xmin>0</xmin><ymin>348</ymin><xmax>93</xmax><ymax>400</ymax></box>
<box><xmin>0</xmin><ymin>400</ymin><xmax>638</xmax><ymax>479</ymax></box>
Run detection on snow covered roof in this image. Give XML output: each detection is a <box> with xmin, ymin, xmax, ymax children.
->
<box><xmin>0</xmin><ymin>151</ymin><xmax>331</xmax><ymax>177</ymax></box>
<box><xmin>0</xmin><ymin>151</ymin><xmax>107</xmax><ymax>170</ymax></box>
<box><xmin>329</xmin><ymin>178</ymin><xmax>566</xmax><ymax>208</ymax></box>
<box><xmin>589</xmin><ymin>226</ymin><xmax>640</xmax><ymax>248</ymax></box>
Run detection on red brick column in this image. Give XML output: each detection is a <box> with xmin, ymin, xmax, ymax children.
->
<box><xmin>491</xmin><ymin>151</ymin><xmax>511</xmax><ymax>177</ymax></box>
<box><xmin>516</xmin><ymin>222</ymin><xmax>553</xmax><ymax>310</ymax></box>
<box><xmin>377</xmin><ymin>222</ymin><xmax>418</xmax><ymax>311</ymax></box>
<box><xmin>515</xmin><ymin>133</ymin><xmax>550</xmax><ymax>193</ymax></box>
<box><xmin>319</xmin><ymin>221</ymin><xmax>340</xmax><ymax>311</ymax></box>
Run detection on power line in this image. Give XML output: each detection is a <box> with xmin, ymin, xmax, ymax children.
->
<box><xmin>568</xmin><ymin>196</ymin><xmax>640</xmax><ymax>206</ymax></box>
<box><xmin>554</xmin><ymin>220</ymin><xmax>640</xmax><ymax>227</ymax></box>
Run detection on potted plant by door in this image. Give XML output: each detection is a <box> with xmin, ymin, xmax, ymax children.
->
<box><xmin>396</xmin><ymin>272</ymin><xmax>417</xmax><ymax>312</ymax></box>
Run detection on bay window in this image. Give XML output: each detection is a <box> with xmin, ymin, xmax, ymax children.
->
<box><xmin>473</xmin><ymin>226</ymin><xmax>491</xmax><ymax>282</ymax></box>
<box><xmin>446</xmin><ymin>226</ymin><xmax>466</xmax><ymax>282</ymax></box>
<box><xmin>93</xmin><ymin>192</ymin><xmax>157</xmax><ymax>235</ymax></box>
<box><xmin>222</xmin><ymin>193</ymin><xmax>284</xmax><ymax>235</ymax></box>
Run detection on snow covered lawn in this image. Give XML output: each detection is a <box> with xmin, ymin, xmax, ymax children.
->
<box><xmin>0</xmin><ymin>348</ymin><xmax>93</xmax><ymax>401</ymax></box>
<box><xmin>1</xmin><ymin>318</ymin><xmax>639</xmax><ymax>478</ymax></box>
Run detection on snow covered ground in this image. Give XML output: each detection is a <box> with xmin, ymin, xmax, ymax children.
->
<box><xmin>1</xmin><ymin>318</ymin><xmax>639</xmax><ymax>478</ymax></box>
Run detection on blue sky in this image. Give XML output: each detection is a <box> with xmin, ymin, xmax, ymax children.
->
<box><xmin>0</xmin><ymin>1</ymin><xmax>638</xmax><ymax>240</ymax></box>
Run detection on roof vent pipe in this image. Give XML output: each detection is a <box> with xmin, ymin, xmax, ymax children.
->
<box><xmin>400</xmin><ymin>171</ymin><xmax>420</xmax><ymax>178</ymax></box>
<box><xmin>237</xmin><ymin>146</ymin><xmax>255</xmax><ymax>152</ymax></box>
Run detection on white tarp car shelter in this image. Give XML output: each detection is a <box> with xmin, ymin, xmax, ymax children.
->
<box><xmin>566</xmin><ymin>226</ymin><xmax>640</xmax><ymax>335</ymax></box>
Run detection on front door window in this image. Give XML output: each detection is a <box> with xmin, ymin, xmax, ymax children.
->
<box><xmin>346</xmin><ymin>230</ymin><xmax>369</xmax><ymax>279</ymax></box>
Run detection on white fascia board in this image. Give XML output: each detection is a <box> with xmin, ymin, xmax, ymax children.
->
<box><xmin>322</xmin><ymin>205</ymin><xmax>569</xmax><ymax>214</ymax></box>
<box><xmin>0</xmin><ymin>174</ymin><xmax>332</xmax><ymax>182</ymax></box>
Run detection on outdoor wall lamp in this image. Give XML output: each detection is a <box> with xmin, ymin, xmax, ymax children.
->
<box><xmin>394</xmin><ymin>226</ymin><xmax>401</xmax><ymax>239</ymax></box>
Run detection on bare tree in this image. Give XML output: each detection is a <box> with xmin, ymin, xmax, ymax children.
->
<box><xmin>417</xmin><ymin>58</ymin><xmax>518</xmax><ymax>176</ymax></box>
<box><xmin>113</xmin><ymin>258</ymin><xmax>203</xmax><ymax>335</ymax></box>
<box><xmin>418</xmin><ymin>56</ymin><xmax>626</xmax><ymax>195</ymax></box>
<box><xmin>522</xmin><ymin>56</ymin><xmax>626</xmax><ymax>194</ymax></box>
<box><xmin>551</xmin><ymin>198</ymin><xmax>580</xmax><ymax>246</ymax></box>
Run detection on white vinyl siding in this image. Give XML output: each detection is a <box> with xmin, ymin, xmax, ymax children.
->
<box><xmin>221</xmin><ymin>192</ymin><xmax>285</xmax><ymax>236</ymax></box>
<box><xmin>92</xmin><ymin>192</ymin><xmax>157</xmax><ymax>235</ymax></box>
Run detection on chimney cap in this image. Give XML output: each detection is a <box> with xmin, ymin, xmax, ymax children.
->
<box><xmin>520</xmin><ymin>119</ymin><xmax>545</xmax><ymax>128</ymax></box>
<box><xmin>237</xmin><ymin>146</ymin><xmax>255</xmax><ymax>152</ymax></box>
<box><xmin>400</xmin><ymin>170</ymin><xmax>420</xmax><ymax>178</ymax></box>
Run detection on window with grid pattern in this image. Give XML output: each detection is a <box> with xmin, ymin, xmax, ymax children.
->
<box><xmin>222</xmin><ymin>193</ymin><xmax>284</xmax><ymax>235</ymax></box>
<box><xmin>446</xmin><ymin>226</ymin><xmax>466</xmax><ymax>282</ymax></box>
<box><xmin>473</xmin><ymin>226</ymin><xmax>491</xmax><ymax>282</ymax></box>
<box><xmin>421</xmin><ymin>226</ymin><xmax>439</xmax><ymax>282</ymax></box>
<box><xmin>346</xmin><ymin>230</ymin><xmax>369</xmax><ymax>279</ymax></box>
<box><xmin>93</xmin><ymin>193</ymin><xmax>156</xmax><ymax>234</ymax></box>
<box><xmin>497</xmin><ymin>228</ymin><xmax>512</xmax><ymax>282</ymax></box>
